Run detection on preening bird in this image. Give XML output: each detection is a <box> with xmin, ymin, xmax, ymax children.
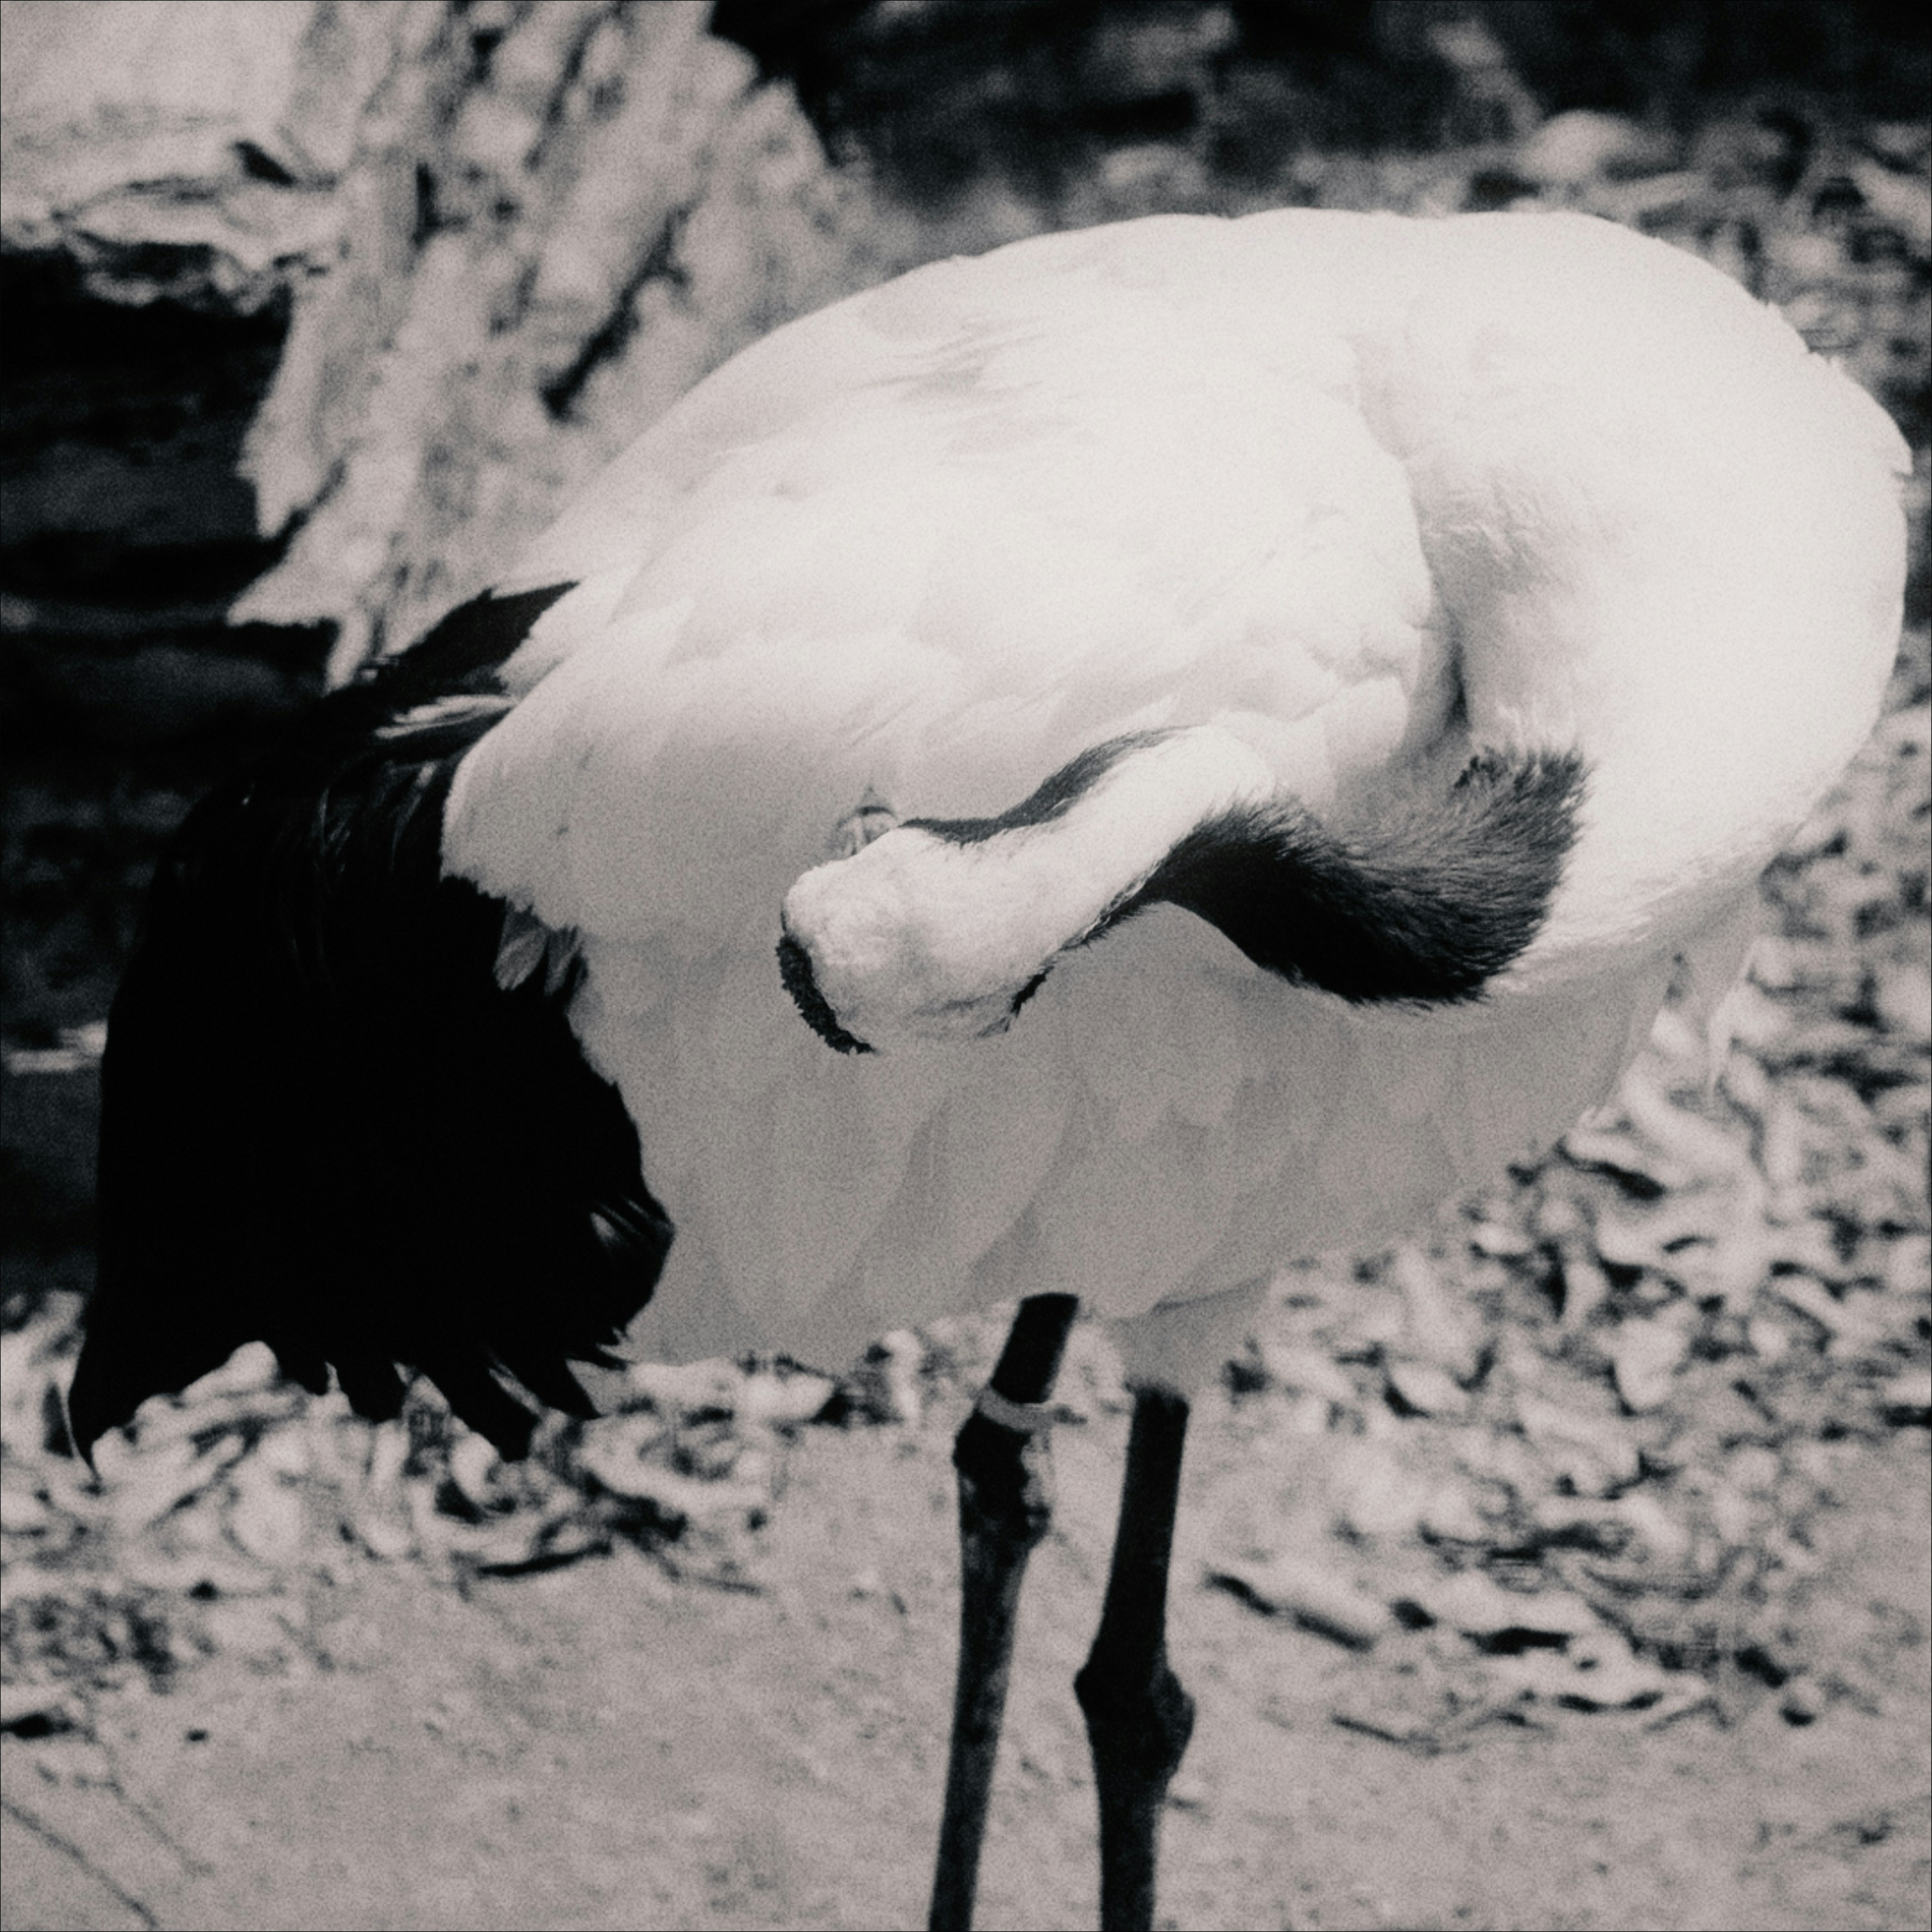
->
<box><xmin>68</xmin><ymin>209</ymin><xmax>1905</xmax><ymax>1931</ymax></box>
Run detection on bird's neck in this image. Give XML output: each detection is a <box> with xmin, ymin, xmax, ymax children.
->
<box><xmin>781</xmin><ymin>730</ymin><xmax>1274</xmax><ymax>1049</ymax></box>
<box><xmin>779</xmin><ymin>729</ymin><xmax>1584</xmax><ymax>1052</ymax></box>
<box><xmin>1132</xmin><ymin>745</ymin><xmax>1585</xmax><ymax>1004</ymax></box>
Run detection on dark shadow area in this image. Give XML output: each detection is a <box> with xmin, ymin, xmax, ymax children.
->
<box><xmin>711</xmin><ymin>0</ymin><xmax>1932</xmax><ymax>206</ymax></box>
<box><xmin>1</xmin><ymin>254</ymin><xmax>324</xmax><ymax>1317</ymax></box>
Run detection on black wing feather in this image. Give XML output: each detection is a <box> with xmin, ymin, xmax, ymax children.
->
<box><xmin>69</xmin><ymin>586</ymin><xmax>674</xmax><ymax>1461</ymax></box>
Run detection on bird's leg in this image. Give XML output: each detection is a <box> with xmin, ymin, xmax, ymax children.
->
<box><xmin>1074</xmin><ymin>1384</ymin><xmax>1194</xmax><ymax>1932</ymax></box>
<box><xmin>929</xmin><ymin>1292</ymin><xmax>1079</xmax><ymax>1932</ymax></box>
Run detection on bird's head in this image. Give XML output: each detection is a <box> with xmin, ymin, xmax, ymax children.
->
<box><xmin>778</xmin><ymin>819</ymin><xmax>1055</xmax><ymax>1055</ymax></box>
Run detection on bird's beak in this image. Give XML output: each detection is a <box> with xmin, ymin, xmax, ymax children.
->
<box><xmin>830</xmin><ymin>786</ymin><xmax>898</xmax><ymax>859</ymax></box>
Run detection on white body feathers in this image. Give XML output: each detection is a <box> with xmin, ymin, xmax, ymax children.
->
<box><xmin>443</xmin><ymin>209</ymin><xmax>1904</xmax><ymax>1370</ymax></box>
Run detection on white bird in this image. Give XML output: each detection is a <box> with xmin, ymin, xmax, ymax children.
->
<box><xmin>69</xmin><ymin>208</ymin><xmax>1905</xmax><ymax>1931</ymax></box>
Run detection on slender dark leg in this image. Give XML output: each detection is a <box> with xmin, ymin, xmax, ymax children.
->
<box><xmin>929</xmin><ymin>1293</ymin><xmax>1080</xmax><ymax>1932</ymax></box>
<box><xmin>1074</xmin><ymin>1385</ymin><xmax>1194</xmax><ymax>1932</ymax></box>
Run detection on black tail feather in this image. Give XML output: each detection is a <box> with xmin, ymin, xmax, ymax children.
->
<box><xmin>415</xmin><ymin>1348</ymin><xmax>543</xmax><ymax>1460</ymax></box>
<box><xmin>333</xmin><ymin>1351</ymin><xmax>408</xmax><ymax>1425</ymax></box>
<box><xmin>73</xmin><ymin>587</ymin><xmax>674</xmax><ymax>1462</ymax></box>
<box><xmin>497</xmin><ymin>1348</ymin><xmax>602</xmax><ymax>1423</ymax></box>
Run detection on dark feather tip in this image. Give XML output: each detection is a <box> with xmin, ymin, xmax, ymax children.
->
<box><xmin>777</xmin><ymin>932</ymin><xmax>873</xmax><ymax>1054</ymax></box>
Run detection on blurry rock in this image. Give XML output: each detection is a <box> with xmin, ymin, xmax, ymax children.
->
<box><xmin>1875</xmin><ymin>1231</ymin><xmax>1930</xmax><ymax>1300</ymax></box>
<box><xmin>447</xmin><ymin>1432</ymin><xmax>501</xmax><ymax>1510</ymax></box>
<box><xmin>364</xmin><ymin>1419</ymin><xmax>409</xmax><ymax>1493</ymax></box>
<box><xmin>674</xmin><ymin>1417</ymin><xmax>744</xmax><ymax>1483</ymax></box>
<box><xmin>1726</xmin><ymin>1445</ymin><xmax>1782</xmax><ymax>1497</ymax></box>
<box><xmin>1780</xmin><ymin>1676</ymin><xmax>1829</xmax><ymax>1725</ymax></box>
<box><xmin>1275</xmin><ymin>1392</ymin><xmax>1335</xmax><ymax>1436</ymax></box>
<box><xmin>2</xmin><ymin>1321</ymin><xmax>76</xmax><ymax>1453</ymax></box>
<box><xmin>1876</xmin><ymin>1367</ymin><xmax>1932</xmax><ymax>1426</ymax></box>
<box><xmin>1468</xmin><ymin>1218</ymin><xmax>1534</xmax><ymax>1260</ymax></box>
<box><xmin>191</xmin><ymin>1341</ymin><xmax>284</xmax><ymax>1402</ymax></box>
<box><xmin>847</xmin><ymin>1566</ymin><xmax>907</xmax><ymax>1615</ymax></box>
<box><xmin>1253</xmin><ymin>1341</ymin><xmax>1358</xmax><ymax>1410</ymax></box>
<box><xmin>1773</xmin><ymin>1274</ymin><xmax>1889</xmax><ymax>1354</ymax></box>
<box><xmin>356</xmin><ymin>1507</ymin><xmax>417</xmax><ymax>1563</ymax></box>
<box><xmin>227</xmin><ymin>1456</ymin><xmax>306</xmax><ymax>1566</ymax></box>
<box><xmin>1591</xmin><ymin>1194</ymin><xmax>1720</xmax><ymax>1272</ymax></box>
<box><xmin>1411</xmin><ymin>1472</ymin><xmax>1491</xmax><ymax>1543</ymax></box>
<box><xmin>1422</xmin><ymin>17</ymin><xmax>1537</xmax><ymax>144</ymax></box>
<box><xmin>1494</xmin><ymin>1632</ymin><xmax>1706</xmax><ymax>1715</ymax></box>
<box><xmin>1517</xmin><ymin>110</ymin><xmax>1671</xmax><ymax>187</ymax></box>
<box><xmin>577</xmin><ymin>1413</ymin><xmax>673</xmax><ymax>1497</ymax></box>
<box><xmin>625</xmin><ymin>1360</ymin><xmax>743</xmax><ymax>1416</ymax></box>
<box><xmin>607</xmin><ymin>1466</ymin><xmax>768</xmax><ymax>1535</ymax></box>
<box><xmin>1621</xmin><ymin>1075</ymin><xmax>1752</xmax><ymax>1184</ymax></box>
<box><xmin>0</xmin><ymin>1481</ymin><xmax>53</xmax><ymax>1536</ymax></box>
<box><xmin>1554</xmin><ymin>1245</ymin><xmax>1614</xmax><ymax>1328</ymax></box>
<box><xmin>1872</xmin><ymin>960</ymin><xmax>1932</xmax><ymax>1038</ymax></box>
<box><xmin>1764</xmin><ymin>1215</ymin><xmax>1843</xmax><ymax>1284</ymax></box>
<box><xmin>1608</xmin><ymin>1316</ymin><xmax>1689</xmax><ymax>1413</ymax></box>
<box><xmin>0</xmin><ymin>1682</ymin><xmax>80</xmax><ymax>1738</ymax></box>
<box><xmin>199</xmin><ymin>1594</ymin><xmax>293</xmax><ymax>1667</ymax></box>
<box><xmin>736</xmin><ymin>1366</ymin><xmax>838</xmax><ymax>1431</ymax></box>
<box><xmin>1385</xmin><ymin>1358</ymin><xmax>1469</xmax><ymax>1420</ymax></box>
<box><xmin>129</xmin><ymin>1344</ymin><xmax>300</xmax><ymax>1453</ymax></box>
<box><xmin>1391</xmin><ymin>1245</ymin><xmax>1482</xmax><ymax>1381</ymax></box>
<box><xmin>1849</xmin><ymin>160</ymin><xmax>1932</xmax><ymax>258</ymax></box>
<box><xmin>1563</xmin><ymin>1113</ymin><xmax>1689</xmax><ymax>1192</ymax></box>
<box><xmin>1526</xmin><ymin>1495</ymin><xmax>1632</xmax><ymax>1556</ymax></box>
<box><xmin>1208</xmin><ymin>1554</ymin><xmax>1392</xmax><ymax>1649</ymax></box>
<box><xmin>837</xmin><ymin>1330</ymin><xmax>927</xmax><ymax>1426</ymax></box>
<box><xmin>1062</xmin><ymin>1319</ymin><xmax>1133</xmax><ymax>1417</ymax></box>
<box><xmin>1397</xmin><ymin>1569</ymin><xmax>1599</xmax><ymax>1644</ymax></box>
<box><xmin>448</xmin><ymin>1515</ymin><xmax>582</xmax><ymax>1573</ymax></box>
<box><xmin>1514</xmin><ymin>1395</ymin><xmax>1641</xmax><ymax>1495</ymax></box>
<box><xmin>93</xmin><ymin>1430</ymin><xmax>240</xmax><ymax>1533</ymax></box>
<box><xmin>1646</xmin><ymin>1003</ymin><xmax>1709</xmax><ymax>1069</ymax></box>
<box><xmin>1707</xmin><ymin>1478</ymin><xmax>1758</xmax><ymax>1548</ymax></box>
<box><xmin>1330</xmin><ymin>1436</ymin><xmax>1430</xmax><ymax>1542</ymax></box>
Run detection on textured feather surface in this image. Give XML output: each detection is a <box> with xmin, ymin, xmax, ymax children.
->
<box><xmin>441</xmin><ymin>210</ymin><xmax>1905</xmax><ymax>1370</ymax></box>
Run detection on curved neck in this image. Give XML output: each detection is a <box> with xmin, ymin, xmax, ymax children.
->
<box><xmin>1131</xmin><ymin>748</ymin><xmax>1584</xmax><ymax>1003</ymax></box>
<box><xmin>779</xmin><ymin>730</ymin><xmax>1583</xmax><ymax>1051</ymax></box>
<box><xmin>903</xmin><ymin>729</ymin><xmax>1284</xmax><ymax>971</ymax></box>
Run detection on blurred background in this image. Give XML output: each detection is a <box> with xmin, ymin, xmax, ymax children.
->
<box><xmin>1</xmin><ymin>5</ymin><xmax>1927</xmax><ymax>1928</ymax></box>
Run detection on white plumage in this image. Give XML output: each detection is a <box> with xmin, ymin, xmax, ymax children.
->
<box><xmin>441</xmin><ymin>208</ymin><xmax>1904</xmax><ymax>1374</ymax></box>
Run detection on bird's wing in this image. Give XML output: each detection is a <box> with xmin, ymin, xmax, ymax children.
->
<box><xmin>71</xmin><ymin>628</ymin><xmax>673</xmax><ymax>1461</ymax></box>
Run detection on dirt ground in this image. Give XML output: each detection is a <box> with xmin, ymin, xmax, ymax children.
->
<box><xmin>2</xmin><ymin>1344</ymin><xmax>1927</xmax><ymax>1932</ymax></box>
